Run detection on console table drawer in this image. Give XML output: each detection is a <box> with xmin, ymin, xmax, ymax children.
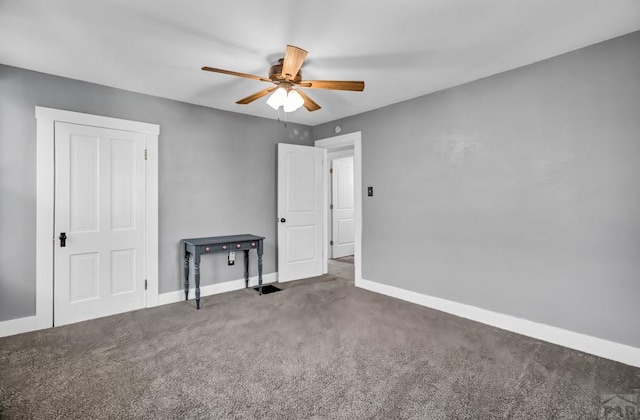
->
<box><xmin>232</xmin><ymin>241</ymin><xmax>259</xmax><ymax>251</ymax></box>
<box><xmin>200</xmin><ymin>243</ymin><xmax>231</xmax><ymax>253</ymax></box>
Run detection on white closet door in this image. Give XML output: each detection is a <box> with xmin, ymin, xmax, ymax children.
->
<box><xmin>54</xmin><ymin>122</ymin><xmax>146</xmax><ymax>326</ymax></box>
<box><xmin>332</xmin><ymin>156</ymin><xmax>355</xmax><ymax>258</ymax></box>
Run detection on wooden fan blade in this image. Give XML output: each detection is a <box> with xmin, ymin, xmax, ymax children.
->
<box><xmin>282</xmin><ymin>45</ymin><xmax>308</xmax><ymax>81</ymax></box>
<box><xmin>295</xmin><ymin>89</ymin><xmax>321</xmax><ymax>112</ymax></box>
<box><xmin>298</xmin><ymin>80</ymin><xmax>365</xmax><ymax>91</ymax></box>
<box><xmin>202</xmin><ymin>66</ymin><xmax>272</xmax><ymax>82</ymax></box>
<box><xmin>236</xmin><ymin>87</ymin><xmax>278</xmax><ymax>104</ymax></box>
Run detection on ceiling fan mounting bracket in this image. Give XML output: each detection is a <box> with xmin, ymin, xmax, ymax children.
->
<box><xmin>269</xmin><ymin>58</ymin><xmax>302</xmax><ymax>83</ymax></box>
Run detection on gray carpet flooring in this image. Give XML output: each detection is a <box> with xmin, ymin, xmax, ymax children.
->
<box><xmin>1</xmin><ymin>262</ymin><xmax>639</xmax><ymax>419</ymax></box>
<box><xmin>332</xmin><ymin>255</ymin><xmax>354</xmax><ymax>265</ymax></box>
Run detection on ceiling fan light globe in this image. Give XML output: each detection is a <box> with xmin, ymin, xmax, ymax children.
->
<box><xmin>283</xmin><ymin>90</ymin><xmax>304</xmax><ymax>112</ymax></box>
<box><xmin>266</xmin><ymin>87</ymin><xmax>287</xmax><ymax>110</ymax></box>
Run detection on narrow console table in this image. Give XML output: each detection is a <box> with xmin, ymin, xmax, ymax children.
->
<box><xmin>182</xmin><ymin>234</ymin><xmax>264</xmax><ymax>309</ymax></box>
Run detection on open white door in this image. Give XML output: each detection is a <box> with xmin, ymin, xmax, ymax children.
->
<box><xmin>331</xmin><ymin>156</ymin><xmax>355</xmax><ymax>258</ymax></box>
<box><xmin>277</xmin><ymin>143</ymin><xmax>325</xmax><ymax>282</ymax></box>
<box><xmin>54</xmin><ymin>122</ymin><xmax>147</xmax><ymax>326</ymax></box>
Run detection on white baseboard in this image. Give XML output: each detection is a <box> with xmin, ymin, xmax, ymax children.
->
<box><xmin>1</xmin><ymin>273</ymin><xmax>277</xmax><ymax>338</ymax></box>
<box><xmin>0</xmin><ymin>315</ymin><xmax>38</xmax><ymax>338</ymax></box>
<box><xmin>358</xmin><ymin>278</ymin><xmax>640</xmax><ymax>368</ymax></box>
<box><xmin>158</xmin><ymin>273</ymin><xmax>278</xmax><ymax>306</ymax></box>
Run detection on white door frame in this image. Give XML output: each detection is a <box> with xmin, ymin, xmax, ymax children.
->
<box><xmin>314</xmin><ymin>131</ymin><xmax>362</xmax><ymax>285</ymax></box>
<box><xmin>35</xmin><ymin>106</ymin><xmax>159</xmax><ymax>330</ymax></box>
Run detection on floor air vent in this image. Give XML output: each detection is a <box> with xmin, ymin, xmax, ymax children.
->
<box><xmin>254</xmin><ymin>285</ymin><xmax>281</xmax><ymax>294</ymax></box>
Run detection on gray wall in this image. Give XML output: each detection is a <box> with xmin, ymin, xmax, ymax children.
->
<box><xmin>313</xmin><ymin>31</ymin><xmax>640</xmax><ymax>348</ymax></box>
<box><xmin>0</xmin><ymin>64</ymin><xmax>313</xmax><ymax>322</ymax></box>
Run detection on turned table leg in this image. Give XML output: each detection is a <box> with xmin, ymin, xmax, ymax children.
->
<box><xmin>244</xmin><ymin>250</ymin><xmax>249</xmax><ymax>289</ymax></box>
<box><xmin>183</xmin><ymin>249</ymin><xmax>190</xmax><ymax>301</ymax></box>
<box><xmin>257</xmin><ymin>242</ymin><xmax>263</xmax><ymax>295</ymax></box>
<box><xmin>194</xmin><ymin>253</ymin><xmax>201</xmax><ymax>309</ymax></box>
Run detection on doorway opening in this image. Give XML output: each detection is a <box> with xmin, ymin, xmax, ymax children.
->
<box><xmin>315</xmin><ymin>132</ymin><xmax>362</xmax><ymax>283</ymax></box>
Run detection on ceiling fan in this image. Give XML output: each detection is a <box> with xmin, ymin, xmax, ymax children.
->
<box><xmin>202</xmin><ymin>45</ymin><xmax>365</xmax><ymax>112</ymax></box>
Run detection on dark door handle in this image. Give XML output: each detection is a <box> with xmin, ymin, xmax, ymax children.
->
<box><xmin>59</xmin><ymin>232</ymin><xmax>67</xmax><ymax>247</ymax></box>
<box><xmin>280</xmin><ymin>218</ymin><xmax>286</xmax><ymax>223</ymax></box>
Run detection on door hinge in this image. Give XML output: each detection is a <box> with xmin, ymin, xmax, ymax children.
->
<box><xmin>145</xmin><ymin>279</ymin><xmax>148</xmax><ymax>290</ymax></box>
<box><xmin>330</xmin><ymin>240</ymin><xmax>334</xmax><ymax>246</ymax></box>
<box><xmin>330</xmin><ymin>204</ymin><xmax>333</xmax><ymax>210</ymax></box>
<box><xmin>329</xmin><ymin>168</ymin><xmax>333</xmax><ymax>174</ymax></box>
<box><xmin>144</xmin><ymin>149</ymin><xmax>148</xmax><ymax>160</ymax></box>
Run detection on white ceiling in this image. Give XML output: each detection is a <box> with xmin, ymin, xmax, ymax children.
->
<box><xmin>1</xmin><ymin>1</ymin><xmax>639</xmax><ymax>126</ymax></box>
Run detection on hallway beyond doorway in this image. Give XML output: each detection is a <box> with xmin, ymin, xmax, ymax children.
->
<box><xmin>328</xmin><ymin>256</ymin><xmax>354</xmax><ymax>280</ymax></box>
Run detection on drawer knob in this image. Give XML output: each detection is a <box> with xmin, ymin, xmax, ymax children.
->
<box><xmin>236</xmin><ymin>244</ymin><xmax>241</xmax><ymax>249</ymax></box>
<box><xmin>204</xmin><ymin>247</ymin><xmax>210</xmax><ymax>252</ymax></box>
<box><xmin>250</xmin><ymin>242</ymin><xmax>256</xmax><ymax>247</ymax></box>
<box><xmin>221</xmin><ymin>245</ymin><xmax>227</xmax><ymax>250</ymax></box>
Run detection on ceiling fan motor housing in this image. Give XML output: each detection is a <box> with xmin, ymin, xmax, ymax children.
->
<box><xmin>269</xmin><ymin>58</ymin><xmax>302</xmax><ymax>83</ymax></box>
